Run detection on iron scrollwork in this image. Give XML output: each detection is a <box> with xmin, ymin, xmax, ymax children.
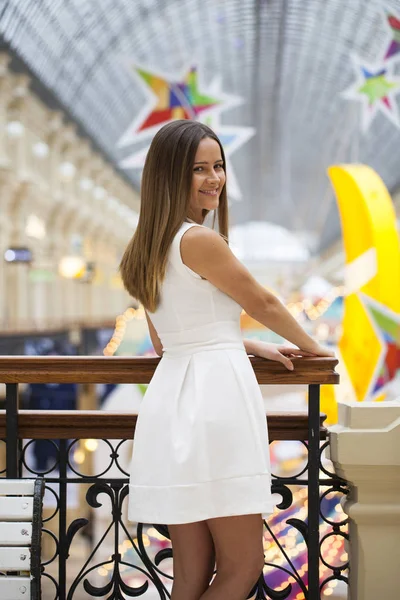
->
<box><xmin>1</xmin><ymin>428</ymin><xmax>349</xmax><ymax>598</ymax></box>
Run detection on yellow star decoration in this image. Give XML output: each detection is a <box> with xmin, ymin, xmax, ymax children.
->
<box><xmin>324</xmin><ymin>164</ymin><xmax>400</xmax><ymax>421</ymax></box>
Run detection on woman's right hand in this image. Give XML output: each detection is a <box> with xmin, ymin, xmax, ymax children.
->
<box><xmin>304</xmin><ymin>342</ymin><xmax>336</xmax><ymax>358</ymax></box>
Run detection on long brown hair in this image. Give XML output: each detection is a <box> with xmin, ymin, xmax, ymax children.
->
<box><xmin>119</xmin><ymin>120</ymin><xmax>229</xmax><ymax>312</ymax></box>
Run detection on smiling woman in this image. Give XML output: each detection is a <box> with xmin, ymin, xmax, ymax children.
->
<box><xmin>190</xmin><ymin>138</ymin><xmax>226</xmax><ymax>222</ymax></box>
<box><xmin>118</xmin><ymin>119</ymin><xmax>333</xmax><ymax>600</ymax></box>
<box><xmin>119</xmin><ymin>120</ymin><xmax>229</xmax><ymax>313</ymax></box>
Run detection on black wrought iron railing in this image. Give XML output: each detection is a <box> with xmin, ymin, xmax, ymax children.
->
<box><xmin>0</xmin><ymin>356</ymin><xmax>347</xmax><ymax>600</ymax></box>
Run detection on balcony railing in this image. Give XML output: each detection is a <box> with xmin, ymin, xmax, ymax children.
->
<box><xmin>0</xmin><ymin>356</ymin><xmax>346</xmax><ymax>600</ymax></box>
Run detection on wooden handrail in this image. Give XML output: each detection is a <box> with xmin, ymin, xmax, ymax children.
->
<box><xmin>0</xmin><ymin>410</ymin><xmax>328</xmax><ymax>440</ymax></box>
<box><xmin>0</xmin><ymin>356</ymin><xmax>339</xmax><ymax>384</ymax></box>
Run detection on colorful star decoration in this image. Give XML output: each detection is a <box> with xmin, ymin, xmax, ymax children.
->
<box><xmin>361</xmin><ymin>294</ymin><xmax>400</xmax><ymax>400</ymax></box>
<box><xmin>135</xmin><ymin>67</ymin><xmax>219</xmax><ymax>133</ymax></box>
<box><xmin>384</xmin><ymin>10</ymin><xmax>400</xmax><ymax>61</ymax></box>
<box><xmin>341</xmin><ymin>8</ymin><xmax>400</xmax><ymax>132</ymax></box>
<box><xmin>118</xmin><ymin>65</ymin><xmax>235</xmax><ymax>148</ymax></box>
<box><xmin>341</xmin><ymin>54</ymin><xmax>400</xmax><ymax>132</ymax></box>
<box><xmin>118</xmin><ymin>65</ymin><xmax>255</xmax><ymax>201</ymax></box>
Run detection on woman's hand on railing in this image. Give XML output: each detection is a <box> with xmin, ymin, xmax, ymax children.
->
<box><xmin>243</xmin><ymin>340</ymin><xmax>318</xmax><ymax>371</ymax></box>
<box><xmin>300</xmin><ymin>342</ymin><xmax>336</xmax><ymax>358</ymax></box>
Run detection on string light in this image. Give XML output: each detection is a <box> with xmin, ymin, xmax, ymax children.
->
<box><xmin>286</xmin><ymin>285</ymin><xmax>345</xmax><ymax>321</ymax></box>
<box><xmin>97</xmin><ymin>567</ymin><xmax>108</xmax><ymax>577</ymax></box>
<box><xmin>103</xmin><ymin>306</ymin><xmax>144</xmax><ymax>355</ymax></box>
<box><xmin>73</xmin><ymin>449</ymin><xmax>85</xmax><ymax>465</ymax></box>
<box><xmin>84</xmin><ymin>439</ymin><xmax>98</xmax><ymax>452</ymax></box>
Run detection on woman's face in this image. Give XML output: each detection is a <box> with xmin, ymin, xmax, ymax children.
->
<box><xmin>189</xmin><ymin>137</ymin><xmax>226</xmax><ymax>222</ymax></box>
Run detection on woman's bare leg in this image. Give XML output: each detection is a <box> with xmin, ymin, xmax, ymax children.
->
<box><xmin>200</xmin><ymin>514</ymin><xmax>264</xmax><ymax>600</ymax></box>
<box><xmin>169</xmin><ymin>521</ymin><xmax>215</xmax><ymax>600</ymax></box>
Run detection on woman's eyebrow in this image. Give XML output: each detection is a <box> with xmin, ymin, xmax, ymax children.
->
<box><xmin>194</xmin><ymin>160</ymin><xmax>223</xmax><ymax>164</ymax></box>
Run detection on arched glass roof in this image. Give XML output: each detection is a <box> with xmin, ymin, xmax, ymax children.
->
<box><xmin>1</xmin><ymin>0</ymin><xmax>400</xmax><ymax>252</ymax></box>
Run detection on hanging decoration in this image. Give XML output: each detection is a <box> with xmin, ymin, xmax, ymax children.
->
<box><xmin>117</xmin><ymin>64</ymin><xmax>255</xmax><ymax>201</ymax></box>
<box><xmin>117</xmin><ymin>66</ymin><xmax>223</xmax><ymax>147</ymax></box>
<box><xmin>326</xmin><ymin>164</ymin><xmax>400</xmax><ymax>412</ymax></box>
<box><xmin>384</xmin><ymin>10</ymin><xmax>400</xmax><ymax>61</ymax></box>
<box><xmin>341</xmin><ymin>7</ymin><xmax>400</xmax><ymax>132</ymax></box>
<box><xmin>342</xmin><ymin>55</ymin><xmax>400</xmax><ymax>132</ymax></box>
<box><xmin>361</xmin><ymin>295</ymin><xmax>400</xmax><ymax>399</ymax></box>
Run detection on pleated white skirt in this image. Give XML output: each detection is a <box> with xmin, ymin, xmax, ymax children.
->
<box><xmin>128</xmin><ymin>346</ymin><xmax>274</xmax><ymax>524</ymax></box>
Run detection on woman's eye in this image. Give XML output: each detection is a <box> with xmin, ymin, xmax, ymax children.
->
<box><xmin>194</xmin><ymin>164</ymin><xmax>223</xmax><ymax>172</ymax></box>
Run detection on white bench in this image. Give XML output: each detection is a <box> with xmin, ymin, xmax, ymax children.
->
<box><xmin>0</xmin><ymin>479</ymin><xmax>44</xmax><ymax>600</ymax></box>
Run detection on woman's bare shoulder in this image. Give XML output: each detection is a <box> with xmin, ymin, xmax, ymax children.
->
<box><xmin>180</xmin><ymin>224</ymin><xmax>268</xmax><ymax>316</ymax></box>
<box><xmin>181</xmin><ymin>225</ymin><xmax>226</xmax><ymax>252</ymax></box>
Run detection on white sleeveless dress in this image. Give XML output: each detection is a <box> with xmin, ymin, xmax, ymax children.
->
<box><xmin>128</xmin><ymin>222</ymin><xmax>273</xmax><ymax>524</ymax></box>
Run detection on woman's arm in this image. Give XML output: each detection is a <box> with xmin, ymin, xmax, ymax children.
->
<box><xmin>145</xmin><ymin>312</ymin><xmax>163</xmax><ymax>357</ymax></box>
<box><xmin>180</xmin><ymin>227</ymin><xmax>333</xmax><ymax>357</ymax></box>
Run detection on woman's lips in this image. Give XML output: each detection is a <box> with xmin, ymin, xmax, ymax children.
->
<box><xmin>199</xmin><ymin>189</ymin><xmax>219</xmax><ymax>195</ymax></box>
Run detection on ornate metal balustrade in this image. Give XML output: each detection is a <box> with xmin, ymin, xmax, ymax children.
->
<box><xmin>0</xmin><ymin>356</ymin><xmax>346</xmax><ymax>600</ymax></box>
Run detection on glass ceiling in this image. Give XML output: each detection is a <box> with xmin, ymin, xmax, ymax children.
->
<box><xmin>1</xmin><ymin>0</ymin><xmax>400</xmax><ymax>253</ymax></box>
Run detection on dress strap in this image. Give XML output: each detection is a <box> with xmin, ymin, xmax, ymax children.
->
<box><xmin>169</xmin><ymin>222</ymin><xmax>204</xmax><ymax>280</ymax></box>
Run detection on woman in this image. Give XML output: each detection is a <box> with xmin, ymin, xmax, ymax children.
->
<box><xmin>120</xmin><ymin>120</ymin><xmax>334</xmax><ymax>600</ymax></box>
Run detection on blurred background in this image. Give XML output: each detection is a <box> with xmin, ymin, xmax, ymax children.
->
<box><xmin>2</xmin><ymin>1</ymin><xmax>400</xmax><ymax>598</ymax></box>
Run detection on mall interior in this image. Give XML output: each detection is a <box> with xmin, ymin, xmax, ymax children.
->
<box><xmin>0</xmin><ymin>1</ymin><xmax>400</xmax><ymax>599</ymax></box>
